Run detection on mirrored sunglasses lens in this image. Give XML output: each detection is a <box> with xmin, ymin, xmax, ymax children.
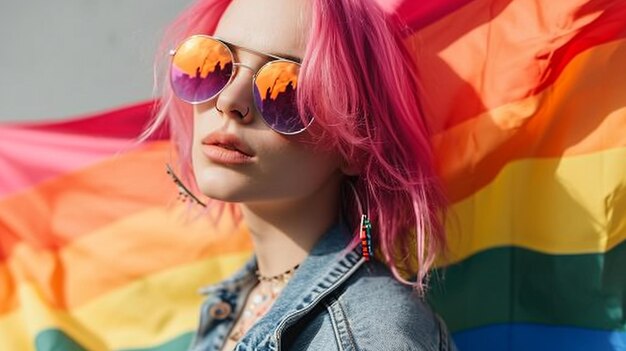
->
<box><xmin>170</xmin><ymin>36</ymin><xmax>233</xmax><ymax>103</ymax></box>
<box><xmin>253</xmin><ymin>61</ymin><xmax>309</xmax><ymax>134</ymax></box>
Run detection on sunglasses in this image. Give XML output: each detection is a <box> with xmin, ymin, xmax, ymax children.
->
<box><xmin>168</xmin><ymin>35</ymin><xmax>313</xmax><ymax>135</ymax></box>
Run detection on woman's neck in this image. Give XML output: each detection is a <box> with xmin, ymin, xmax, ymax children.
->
<box><xmin>240</xmin><ymin>173</ymin><xmax>343</xmax><ymax>278</ymax></box>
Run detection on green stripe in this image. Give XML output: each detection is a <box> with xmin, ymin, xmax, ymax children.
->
<box><xmin>34</xmin><ymin>329</ymin><xmax>193</xmax><ymax>351</ymax></box>
<box><xmin>426</xmin><ymin>240</ymin><xmax>626</xmax><ymax>333</ymax></box>
<box><xmin>35</xmin><ymin>329</ymin><xmax>86</xmax><ymax>351</ymax></box>
<box><xmin>118</xmin><ymin>332</ymin><xmax>193</xmax><ymax>351</ymax></box>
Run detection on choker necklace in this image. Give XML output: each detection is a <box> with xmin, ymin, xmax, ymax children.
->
<box><xmin>255</xmin><ymin>263</ymin><xmax>300</xmax><ymax>282</ymax></box>
<box><xmin>228</xmin><ymin>263</ymin><xmax>300</xmax><ymax>342</ymax></box>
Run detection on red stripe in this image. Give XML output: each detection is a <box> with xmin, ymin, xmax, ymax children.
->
<box><xmin>0</xmin><ymin>128</ymin><xmax>141</xmax><ymax>197</ymax></box>
<box><xmin>534</xmin><ymin>2</ymin><xmax>626</xmax><ymax>94</ymax></box>
<box><xmin>7</xmin><ymin>100</ymin><xmax>166</xmax><ymax>140</ymax></box>
<box><xmin>395</xmin><ymin>0</ymin><xmax>476</xmax><ymax>32</ymax></box>
<box><xmin>0</xmin><ymin>100</ymin><xmax>169</xmax><ymax>197</ymax></box>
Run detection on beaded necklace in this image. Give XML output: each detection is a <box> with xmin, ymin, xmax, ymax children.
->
<box><xmin>228</xmin><ymin>263</ymin><xmax>300</xmax><ymax>341</ymax></box>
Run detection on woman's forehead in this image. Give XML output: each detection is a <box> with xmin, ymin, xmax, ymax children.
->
<box><xmin>214</xmin><ymin>0</ymin><xmax>309</xmax><ymax>62</ymax></box>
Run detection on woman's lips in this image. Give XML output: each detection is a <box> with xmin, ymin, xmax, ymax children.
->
<box><xmin>201</xmin><ymin>144</ymin><xmax>255</xmax><ymax>165</ymax></box>
<box><xmin>201</xmin><ymin>132</ymin><xmax>255</xmax><ymax>157</ymax></box>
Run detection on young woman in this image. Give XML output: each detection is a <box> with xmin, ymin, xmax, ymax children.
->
<box><xmin>144</xmin><ymin>0</ymin><xmax>458</xmax><ymax>349</ymax></box>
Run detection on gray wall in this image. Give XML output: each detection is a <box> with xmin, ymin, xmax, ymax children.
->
<box><xmin>0</xmin><ymin>0</ymin><xmax>195</xmax><ymax>122</ymax></box>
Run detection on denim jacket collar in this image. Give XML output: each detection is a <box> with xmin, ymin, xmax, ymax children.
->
<box><xmin>197</xmin><ymin>218</ymin><xmax>366</xmax><ymax>350</ymax></box>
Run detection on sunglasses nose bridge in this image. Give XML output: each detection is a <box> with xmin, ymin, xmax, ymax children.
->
<box><xmin>232</xmin><ymin>62</ymin><xmax>255</xmax><ymax>73</ymax></box>
<box><xmin>214</xmin><ymin>64</ymin><xmax>256</xmax><ymax>125</ymax></box>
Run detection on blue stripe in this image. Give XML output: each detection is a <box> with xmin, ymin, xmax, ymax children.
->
<box><xmin>452</xmin><ymin>324</ymin><xmax>626</xmax><ymax>351</ymax></box>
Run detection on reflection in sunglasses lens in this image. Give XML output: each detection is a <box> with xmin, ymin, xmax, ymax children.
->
<box><xmin>253</xmin><ymin>61</ymin><xmax>307</xmax><ymax>134</ymax></box>
<box><xmin>170</xmin><ymin>36</ymin><xmax>233</xmax><ymax>103</ymax></box>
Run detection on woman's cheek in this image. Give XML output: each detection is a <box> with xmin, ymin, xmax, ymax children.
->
<box><xmin>257</xmin><ymin>145</ymin><xmax>339</xmax><ymax>198</ymax></box>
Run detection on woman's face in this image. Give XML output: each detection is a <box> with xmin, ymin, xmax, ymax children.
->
<box><xmin>192</xmin><ymin>0</ymin><xmax>344</xmax><ymax>204</ymax></box>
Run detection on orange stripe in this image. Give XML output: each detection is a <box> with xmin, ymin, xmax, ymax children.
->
<box><xmin>0</xmin><ymin>142</ymin><xmax>175</xmax><ymax>260</ymax></box>
<box><xmin>433</xmin><ymin>39</ymin><xmax>626</xmax><ymax>202</ymax></box>
<box><xmin>407</xmin><ymin>0</ymin><xmax>626</xmax><ymax>133</ymax></box>
<box><xmin>0</xmin><ymin>206</ymin><xmax>253</xmax><ymax>315</ymax></box>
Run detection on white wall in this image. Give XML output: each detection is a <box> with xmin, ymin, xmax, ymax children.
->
<box><xmin>0</xmin><ymin>0</ymin><xmax>195</xmax><ymax>122</ymax></box>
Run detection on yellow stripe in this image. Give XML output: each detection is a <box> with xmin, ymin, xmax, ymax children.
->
<box><xmin>441</xmin><ymin>147</ymin><xmax>626</xmax><ymax>265</ymax></box>
<box><xmin>0</xmin><ymin>252</ymin><xmax>252</xmax><ymax>350</ymax></box>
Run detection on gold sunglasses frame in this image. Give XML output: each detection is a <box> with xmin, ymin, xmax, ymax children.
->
<box><xmin>168</xmin><ymin>34</ymin><xmax>312</xmax><ymax>135</ymax></box>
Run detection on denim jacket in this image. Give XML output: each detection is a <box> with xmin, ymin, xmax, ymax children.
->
<box><xmin>188</xmin><ymin>220</ymin><xmax>458</xmax><ymax>351</ymax></box>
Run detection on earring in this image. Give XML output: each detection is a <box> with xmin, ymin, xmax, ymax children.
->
<box><xmin>347</xmin><ymin>181</ymin><xmax>373</xmax><ymax>261</ymax></box>
<box><xmin>165</xmin><ymin>163</ymin><xmax>207</xmax><ymax>208</ymax></box>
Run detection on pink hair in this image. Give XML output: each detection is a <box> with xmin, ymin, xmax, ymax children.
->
<box><xmin>142</xmin><ymin>0</ymin><xmax>450</xmax><ymax>295</ymax></box>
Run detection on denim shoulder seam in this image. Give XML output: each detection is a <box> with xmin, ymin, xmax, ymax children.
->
<box><xmin>323</xmin><ymin>298</ymin><xmax>345</xmax><ymax>351</ymax></box>
<box><xmin>335</xmin><ymin>294</ymin><xmax>358</xmax><ymax>351</ymax></box>
<box><xmin>323</xmin><ymin>294</ymin><xmax>358</xmax><ymax>351</ymax></box>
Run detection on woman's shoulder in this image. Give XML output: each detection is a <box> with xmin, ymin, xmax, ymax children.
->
<box><xmin>329</xmin><ymin>258</ymin><xmax>454</xmax><ymax>350</ymax></box>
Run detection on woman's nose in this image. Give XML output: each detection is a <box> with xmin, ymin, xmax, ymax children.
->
<box><xmin>214</xmin><ymin>65</ymin><xmax>255</xmax><ymax>125</ymax></box>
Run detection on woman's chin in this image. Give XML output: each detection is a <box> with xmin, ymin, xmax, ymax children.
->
<box><xmin>195</xmin><ymin>174</ymin><xmax>250</xmax><ymax>203</ymax></box>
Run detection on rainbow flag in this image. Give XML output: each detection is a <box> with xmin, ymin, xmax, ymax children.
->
<box><xmin>1</xmin><ymin>1</ymin><xmax>624</xmax><ymax>350</ymax></box>
<box><xmin>400</xmin><ymin>0</ymin><xmax>626</xmax><ymax>350</ymax></box>
<box><xmin>0</xmin><ymin>102</ymin><xmax>255</xmax><ymax>350</ymax></box>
